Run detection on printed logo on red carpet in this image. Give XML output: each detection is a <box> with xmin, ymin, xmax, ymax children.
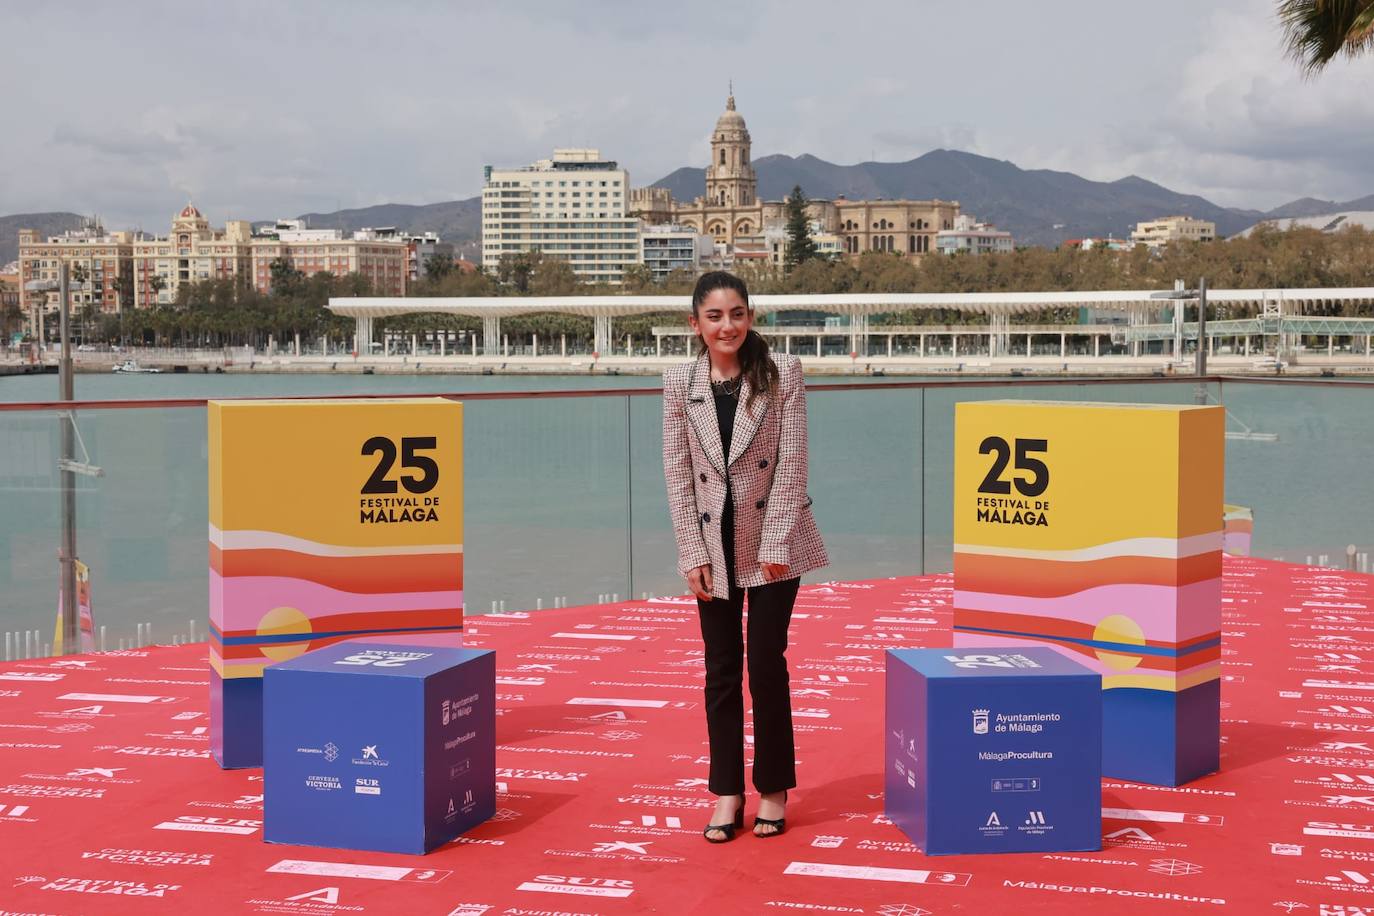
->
<box><xmin>542</xmin><ymin>840</ymin><xmax>684</xmax><ymax>865</ymax></box>
<box><xmin>58</xmin><ymin>692</ymin><xmax>184</xmax><ymax>703</ymax></box>
<box><xmin>245</xmin><ymin>886</ymin><xmax>364</xmax><ymax>913</ymax></box>
<box><xmin>27</xmin><ymin>876</ymin><xmax>182</xmax><ymax>897</ymax></box>
<box><xmin>0</xmin><ymin>783</ymin><xmax>103</xmax><ymax>799</ymax></box>
<box><xmin>516</xmin><ymin>874</ymin><xmax>635</xmax><ymax>898</ymax></box>
<box><xmin>784</xmin><ymin>862</ymin><xmax>971</xmax><ymax>887</ymax></box>
<box><xmin>496</xmin><ymin>767</ymin><xmax>587</xmax><ymax>782</ymax></box>
<box><xmin>154</xmin><ymin>814</ymin><xmax>261</xmax><ymax>835</ymax></box>
<box><xmin>79</xmin><ymin>848</ymin><xmax>213</xmax><ymax>867</ymax></box>
<box><xmin>22</xmin><ymin>765</ymin><xmax>137</xmax><ymax>785</ymax></box>
<box><xmin>267</xmin><ymin>860</ymin><xmax>451</xmax><ymax>883</ymax></box>
<box><xmin>90</xmin><ymin>744</ymin><xmax>209</xmax><ymax>759</ymax></box>
<box><xmin>0</xmin><ymin>803</ymin><xmax>37</xmax><ymax>822</ymax></box>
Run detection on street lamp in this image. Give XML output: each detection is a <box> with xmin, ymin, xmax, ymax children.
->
<box><xmin>24</xmin><ymin>262</ymin><xmax>102</xmax><ymax>655</ymax></box>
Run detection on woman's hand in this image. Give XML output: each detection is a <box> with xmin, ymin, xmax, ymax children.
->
<box><xmin>687</xmin><ymin>564</ymin><xmax>714</xmax><ymax>601</ymax></box>
<box><xmin>761</xmin><ymin>562</ymin><xmax>790</xmax><ymax>583</ymax></box>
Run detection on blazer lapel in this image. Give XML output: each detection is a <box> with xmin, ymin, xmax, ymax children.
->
<box><xmin>684</xmin><ymin>353</ymin><xmax>726</xmax><ymax>475</ymax></box>
<box><xmin>727</xmin><ymin>372</ymin><xmax>770</xmax><ymax>468</ymax></box>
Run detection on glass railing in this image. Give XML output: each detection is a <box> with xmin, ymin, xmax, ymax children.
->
<box><xmin>1</xmin><ymin>376</ymin><xmax>1370</xmax><ymax>655</ymax></box>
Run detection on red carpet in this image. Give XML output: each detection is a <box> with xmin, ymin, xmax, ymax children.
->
<box><xmin>1</xmin><ymin>556</ymin><xmax>1372</xmax><ymax>914</ymax></box>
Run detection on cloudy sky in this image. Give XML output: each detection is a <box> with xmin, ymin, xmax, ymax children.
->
<box><xmin>4</xmin><ymin>0</ymin><xmax>1372</xmax><ymax>230</ymax></box>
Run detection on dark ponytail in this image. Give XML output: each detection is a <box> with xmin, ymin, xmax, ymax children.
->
<box><xmin>690</xmin><ymin>271</ymin><xmax>779</xmax><ymax>415</ymax></box>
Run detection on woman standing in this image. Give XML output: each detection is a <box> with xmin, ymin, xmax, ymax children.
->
<box><xmin>662</xmin><ymin>271</ymin><xmax>828</xmax><ymax>842</ymax></box>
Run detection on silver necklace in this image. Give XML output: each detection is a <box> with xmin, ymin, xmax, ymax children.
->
<box><xmin>710</xmin><ymin>374</ymin><xmax>741</xmax><ymax>397</ymax></box>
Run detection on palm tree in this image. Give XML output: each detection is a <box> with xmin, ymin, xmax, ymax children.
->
<box><xmin>1279</xmin><ymin>0</ymin><xmax>1374</xmax><ymax>73</ymax></box>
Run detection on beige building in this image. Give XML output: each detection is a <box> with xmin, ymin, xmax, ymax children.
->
<box><xmin>481</xmin><ymin>148</ymin><xmax>640</xmax><ymax>284</ymax></box>
<box><xmin>0</xmin><ymin>270</ymin><xmax>20</xmax><ymax>328</ymax></box>
<box><xmin>132</xmin><ymin>204</ymin><xmax>253</xmax><ymax>308</ymax></box>
<box><xmin>1130</xmin><ymin>215</ymin><xmax>1216</xmax><ymax>248</ymax></box>
<box><xmin>17</xmin><ymin>223</ymin><xmax>136</xmax><ymax>336</ymax></box>
<box><xmin>651</xmin><ymin>94</ymin><xmax>961</xmax><ymax>260</ymax></box>
<box><xmin>250</xmin><ymin>220</ymin><xmax>408</xmax><ymax>296</ymax></box>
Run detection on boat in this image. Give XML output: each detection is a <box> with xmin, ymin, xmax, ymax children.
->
<box><xmin>111</xmin><ymin>360</ymin><xmax>161</xmax><ymax>374</ymax></box>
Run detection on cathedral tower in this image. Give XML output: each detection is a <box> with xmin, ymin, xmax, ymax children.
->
<box><xmin>705</xmin><ymin>92</ymin><xmax>756</xmax><ymax>208</ymax></box>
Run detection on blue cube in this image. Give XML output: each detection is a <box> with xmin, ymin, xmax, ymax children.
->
<box><xmin>264</xmin><ymin>643</ymin><xmax>495</xmax><ymax>854</ymax></box>
<box><xmin>885</xmin><ymin>647</ymin><xmax>1101</xmax><ymax>855</ymax></box>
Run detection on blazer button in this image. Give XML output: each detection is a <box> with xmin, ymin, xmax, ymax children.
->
<box><xmin>699</xmin><ymin>473</ymin><xmax>707</xmax><ymax>483</ymax></box>
<box><xmin>702</xmin><ymin>512</ymin><xmax>711</xmax><ymax>524</ymax></box>
<box><xmin>755</xmin><ymin>499</ymin><xmax>765</xmax><ymax>510</ymax></box>
<box><xmin>759</xmin><ymin>459</ymin><xmax>769</xmax><ymax>469</ymax></box>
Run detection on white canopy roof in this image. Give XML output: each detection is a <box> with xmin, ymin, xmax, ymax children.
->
<box><xmin>328</xmin><ymin>288</ymin><xmax>1374</xmax><ymax>320</ymax></box>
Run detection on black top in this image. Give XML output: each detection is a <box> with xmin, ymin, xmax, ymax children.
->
<box><xmin>712</xmin><ymin>381</ymin><xmax>739</xmax><ymax>461</ymax></box>
<box><xmin>712</xmin><ymin>380</ymin><xmax>740</xmax><ymax>560</ymax></box>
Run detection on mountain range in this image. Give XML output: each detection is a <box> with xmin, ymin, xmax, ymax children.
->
<box><xmin>652</xmin><ymin>150</ymin><xmax>1371</xmax><ymax>245</ymax></box>
<box><xmin>5</xmin><ymin>149</ymin><xmax>1370</xmax><ymax>265</ymax></box>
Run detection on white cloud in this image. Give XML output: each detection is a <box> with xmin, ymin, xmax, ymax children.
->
<box><xmin>1</xmin><ymin>0</ymin><xmax>1371</xmax><ymax>230</ymax></box>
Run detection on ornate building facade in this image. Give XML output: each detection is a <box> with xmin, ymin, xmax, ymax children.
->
<box><xmin>132</xmin><ymin>204</ymin><xmax>253</xmax><ymax>308</ymax></box>
<box><xmin>648</xmin><ymin>94</ymin><xmax>961</xmax><ymax>259</ymax></box>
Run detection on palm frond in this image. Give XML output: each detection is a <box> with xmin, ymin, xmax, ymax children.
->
<box><xmin>1278</xmin><ymin>0</ymin><xmax>1374</xmax><ymax>74</ymax></box>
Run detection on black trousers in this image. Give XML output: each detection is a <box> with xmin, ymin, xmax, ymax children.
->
<box><xmin>697</xmin><ymin>507</ymin><xmax>800</xmax><ymax>796</ymax></box>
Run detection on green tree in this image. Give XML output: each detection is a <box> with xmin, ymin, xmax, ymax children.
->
<box><xmin>496</xmin><ymin>251</ymin><xmax>538</xmax><ymax>293</ymax></box>
<box><xmin>784</xmin><ymin>185</ymin><xmax>818</xmax><ymax>271</ymax></box>
<box><xmin>268</xmin><ymin>257</ymin><xmax>305</xmax><ymax>296</ymax></box>
<box><xmin>621</xmin><ymin>263</ymin><xmax>655</xmax><ymax>293</ymax></box>
<box><xmin>424</xmin><ymin>252</ymin><xmax>455</xmax><ymax>282</ymax></box>
<box><xmin>530</xmin><ymin>257</ymin><xmax>581</xmax><ymax>296</ymax></box>
<box><xmin>1280</xmin><ymin>0</ymin><xmax>1374</xmax><ymax>73</ymax></box>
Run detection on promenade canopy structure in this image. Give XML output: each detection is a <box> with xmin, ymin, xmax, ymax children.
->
<box><xmin>327</xmin><ymin>288</ymin><xmax>1374</xmax><ymax>359</ymax></box>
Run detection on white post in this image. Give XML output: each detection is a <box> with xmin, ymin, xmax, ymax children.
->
<box><xmin>503</xmin><ymin>334</ymin><xmax>509</xmax><ymax>357</ymax></box>
<box><xmin>1060</xmin><ymin>333</ymin><xmax>1066</xmax><ymax>358</ymax></box>
<box><xmin>471</xmin><ymin>334</ymin><xmax>477</xmax><ymax>357</ymax></box>
<box><xmin>656</xmin><ymin>335</ymin><xmax>661</xmax><ymax>358</ymax></box>
<box><xmin>1027</xmin><ymin>334</ymin><xmax>1032</xmax><ymax>356</ymax></box>
<box><xmin>1329</xmin><ymin>335</ymin><xmax>1335</xmax><ymax>357</ymax></box>
<box><xmin>952</xmin><ymin>335</ymin><xmax>958</xmax><ymax>359</ymax></box>
<box><xmin>439</xmin><ymin>334</ymin><xmax>446</xmax><ymax>356</ymax></box>
<box><xmin>1094</xmin><ymin>334</ymin><xmax>1100</xmax><ymax>357</ymax></box>
<box><xmin>1366</xmin><ymin>334</ymin><xmax>1370</xmax><ymax>357</ymax></box>
<box><xmin>816</xmin><ymin>335</ymin><xmax>821</xmax><ymax>357</ymax></box>
<box><xmin>561</xmin><ymin>334</ymin><xmax>567</xmax><ymax>357</ymax></box>
<box><xmin>887</xmin><ymin>335</ymin><xmax>893</xmax><ymax>358</ymax></box>
<box><xmin>785</xmin><ymin>334</ymin><xmax>791</xmax><ymax>355</ymax></box>
<box><xmin>919</xmin><ymin>333</ymin><xmax>925</xmax><ymax>357</ymax></box>
<box><xmin>411</xmin><ymin>333</ymin><xmax>418</xmax><ymax>355</ymax></box>
<box><xmin>532</xmin><ymin>333</ymin><xmax>538</xmax><ymax>356</ymax></box>
<box><xmin>625</xmin><ymin>333</ymin><xmax>631</xmax><ymax>355</ymax></box>
<box><xmin>294</xmin><ymin>332</ymin><xmax>300</xmax><ymax>356</ymax></box>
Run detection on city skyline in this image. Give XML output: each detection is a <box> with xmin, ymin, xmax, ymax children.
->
<box><xmin>5</xmin><ymin>0</ymin><xmax>1373</xmax><ymax>231</ymax></box>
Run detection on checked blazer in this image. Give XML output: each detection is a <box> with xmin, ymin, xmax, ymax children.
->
<box><xmin>662</xmin><ymin>351</ymin><xmax>828</xmax><ymax>600</ymax></box>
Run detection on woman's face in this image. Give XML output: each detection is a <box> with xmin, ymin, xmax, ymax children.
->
<box><xmin>690</xmin><ymin>287</ymin><xmax>753</xmax><ymax>362</ymax></box>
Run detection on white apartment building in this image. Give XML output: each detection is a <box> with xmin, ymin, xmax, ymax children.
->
<box><xmin>935</xmin><ymin>214</ymin><xmax>1015</xmax><ymax>255</ymax></box>
<box><xmin>481</xmin><ymin>148</ymin><xmax>640</xmax><ymax>284</ymax></box>
<box><xmin>1130</xmin><ymin>215</ymin><xmax>1216</xmax><ymax>248</ymax></box>
<box><xmin>640</xmin><ymin>224</ymin><xmax>714</xmax><ymax>281</ymax></box>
